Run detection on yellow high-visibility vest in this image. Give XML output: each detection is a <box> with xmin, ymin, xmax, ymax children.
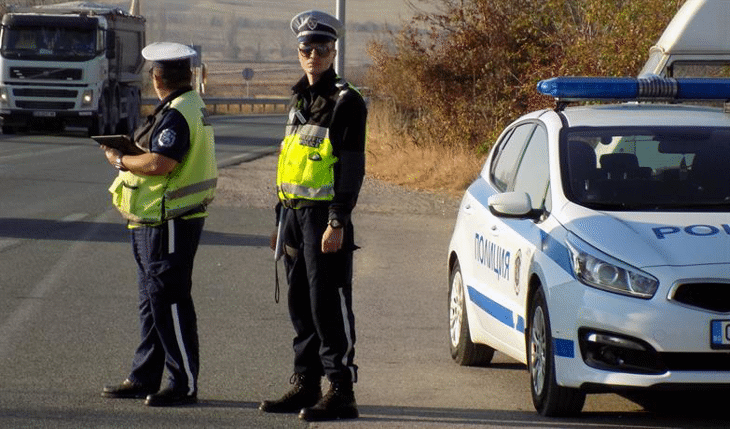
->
<box><xmin>277</xmin><ymin>122</ymin><xmax>338</xmax><ymax>202</ymax></box>
<box><xmin>109</xmin><ymin>90</ymin><xmax>217</xmax><ymax>224</ymax></box>
<box><xmin>277</xmin><ymin>77</ymin><xmax>362</xmax><ymax>203</ymax></box>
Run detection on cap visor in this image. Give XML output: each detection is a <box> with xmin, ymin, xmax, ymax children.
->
<box><xmin>298</xmin><ymin>34</ymin><xmax>336</xmax><ymax>44</ymax></box>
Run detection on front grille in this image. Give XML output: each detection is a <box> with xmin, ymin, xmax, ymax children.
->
<box><xmin>16</xmin><ymin>101</ymin><xmax>74</xmax><ymax>110</ymax></box>
<box><xmin>661</xmin><ymin>352</ymin><xmax>730</xmax><ymax>371</ymax></box>
<box><xmin>672</xmin><ymin>283</ymin><xmax>730</xmax><ymax>313</ymax></box>
<box><xmin>10</xmin><ymin>67</ymin><xmax>83</xmax><ymax>81</ymax></box>
<box><xmin>13</xmin><ymin>88</ymin><xmax>77</xmax><ymax>98</ymax></box>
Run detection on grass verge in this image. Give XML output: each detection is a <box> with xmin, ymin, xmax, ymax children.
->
<box><xmin>365</xmin><ymin>102</ymin><xmax>486</xmax><ymax>197</ymax></box>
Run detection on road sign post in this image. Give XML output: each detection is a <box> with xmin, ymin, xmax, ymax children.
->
<box><xmin>336</xmin><ymin>0</ymin><xmax>345</xmax><ymax>77</ymax></box>
<box><xmin>242</xmin><ymin>67</ymin><xmax>254</xmax><ymax>98</ymax></box>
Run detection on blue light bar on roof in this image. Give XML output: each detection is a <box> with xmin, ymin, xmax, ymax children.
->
<box><xmin>537</xmin><ymin>76</ymin><xmax>730</xmax><ymax>100</ymax></box>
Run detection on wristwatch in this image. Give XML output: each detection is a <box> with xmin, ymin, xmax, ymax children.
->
<box><xmin>114</xmin><ymin>155</ymin><xmax>128</xmax><ymax>171</ymax></box>
<box><xmin>328</xmin><ymin>219</ymin><xmax>343</xmax><ymax>229</ymax></box>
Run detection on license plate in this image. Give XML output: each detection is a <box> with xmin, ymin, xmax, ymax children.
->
<box><xmin>33</xmin><ymin>111</ymin><xmax>56</xmax><ymax>117</ymax></box>
<box><xmin>710</xmin><ymin>320</ymin><xmax>730</xmax><ymax>349</ymax></box>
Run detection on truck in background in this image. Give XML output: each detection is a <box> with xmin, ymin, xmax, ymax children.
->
<box><xmin>0</xmin><ymin>1</ymin><xmax>145</xmax><ymax>135</ymax></box>
<box><xmin>640</xmin><ymin>0</ymin><xmax>730</xmax><ymax>78</ymax></box>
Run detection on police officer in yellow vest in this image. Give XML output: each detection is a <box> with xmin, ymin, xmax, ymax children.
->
<box><xmin>260</xmin><ymin>10</ymin><xmax>367</xmax><ymax>422</ymax></box>
<box><xmin>100</xmin><ymin>42</ymin><xmax>217</xmax><ymax>407</ymax></box>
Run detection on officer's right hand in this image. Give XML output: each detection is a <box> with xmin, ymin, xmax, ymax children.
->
<box><xmin>321</xmin><ymin>225</ymin><xmax>344</xmax><ymax>253</ymax></box>
<box><xmin>270</xmin><ymin>229</ymin><xmax>277</xmax><ymax>251</ymax></box>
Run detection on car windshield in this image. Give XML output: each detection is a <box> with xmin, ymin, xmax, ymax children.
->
<box><xmin>1</xmin><ymin>26</ymin><xmax>96</xmax><ymax>61</ymax></box>
<box><xmin>563</xmin><ymin>126</ymin><xmax>730</xmax><ymax>211</ymax></box>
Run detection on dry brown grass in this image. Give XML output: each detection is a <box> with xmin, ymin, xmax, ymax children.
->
<box><xmin>365</xmin><ymin>101</ymin><xmax>485</xmax><ymax>196</ymax></box>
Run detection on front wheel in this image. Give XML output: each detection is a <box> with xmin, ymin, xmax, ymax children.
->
<box><xmin>449</xmin><ymin>260</ymin><xmax>495</xmax><ymax>366</ymax></box>
<box><xmin>89</xmin><ymin>93</ymin><xmax>109</xmax><ymax>136</ymax></box>
<box><xmin>528</xmin><ymin>287</ymin><xmax>585</xmax><ymax>416</ymax></box>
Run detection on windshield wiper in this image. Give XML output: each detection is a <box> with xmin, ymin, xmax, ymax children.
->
<box><xmin>579</xmin><ymin>201</ymin><xmax>634</xmax><ymax>210</ymax></box>
<box><xmin>582</xmin><ymin>199</ymin><xmax>730</xmax><ymax>211</ymax></box>
<box><xmin>659</xmin><ymin>200</ymin><xmax>730</xmax><ymax>210</ymax></box>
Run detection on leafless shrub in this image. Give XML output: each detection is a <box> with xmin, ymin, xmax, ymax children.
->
<box><xmin>367</xmin><ymin>0</ymin><xmax>683</xmax><ymax>158</ymax></box>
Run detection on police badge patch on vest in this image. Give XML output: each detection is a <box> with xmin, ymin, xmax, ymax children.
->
<box><xmin>157</xmin><ymin>129</ymin><xmax>177</xmax><ymax>148</ymax></box>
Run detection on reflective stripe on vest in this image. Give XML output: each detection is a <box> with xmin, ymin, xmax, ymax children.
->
<box><xmin>109</xmin><ymin>91</ymin><xmax>217</xmax><ymax>224</ymax></box>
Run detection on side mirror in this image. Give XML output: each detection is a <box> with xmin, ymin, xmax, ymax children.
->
<box><xmin>488</xmin><ymin>192</ymin><xmax>542</xmax><ymax>220</ymax></box>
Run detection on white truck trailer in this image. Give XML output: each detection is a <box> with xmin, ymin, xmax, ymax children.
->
<box><xmin>0</xmin><ymin>1</ymin><xmax>145</xmax><ymax>135</ymax></box>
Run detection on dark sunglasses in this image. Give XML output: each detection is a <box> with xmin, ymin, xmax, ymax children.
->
<box><xmin>298</xmin><ymin>45</ymin><xmax>332</xmax><ymax>57</ymax></box>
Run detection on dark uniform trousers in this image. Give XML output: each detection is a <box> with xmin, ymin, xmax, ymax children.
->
<box><xmin>282</xmin><ymin>205</ymin><xmax>358</xmax><ymax>383</ymax></box>
<box><xmin>128</xmin><ymin>216</ymin><xmax>203</xmax><ymax>395</ymax></box>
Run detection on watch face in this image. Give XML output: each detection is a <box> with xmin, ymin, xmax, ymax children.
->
<box><xmin>329</xmin><ymin>219</ymin><xmax>342</xmax><ymax>228</ymax></box>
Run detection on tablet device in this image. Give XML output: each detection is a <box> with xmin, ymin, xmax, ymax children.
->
<box><xmin>91</xmin><ymin>134</ymin><xmax>146</xmax><ymax>155</ymax></box>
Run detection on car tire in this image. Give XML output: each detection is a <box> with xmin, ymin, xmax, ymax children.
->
<box><xmin>449</xmin><ymin>260</ymin><xmax>495</xmax><ymax>366</ymax></box>
<box><xmin>528</xmin><ymin>286</ymin><xmax>585</xmax><ymax>416</ymax></box>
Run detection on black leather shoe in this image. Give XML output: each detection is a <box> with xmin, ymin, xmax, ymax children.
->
<box><xmin>102</xmin><ymin>379</ymin><xmax>156</xmax><ymax>399</ymax></box>
<box><xmin>144</xmin><ymin>388</ymin><xmax>197</xmax><ymax>407</ymax></box>
<box><xmin>299</xmin><ymin>382</ymin><xmax>358</xmax><ymax>421</ymax></box>
<box><xmin>259</xmin><ymin>373</ymin><xmax>321</xmax><ymax>413</ymax></box>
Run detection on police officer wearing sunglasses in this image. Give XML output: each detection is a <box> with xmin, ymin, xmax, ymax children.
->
<box><xmin>260</xmin><ymin>10</ymin><xmax>367</xmax><ymax>422</ymax></box>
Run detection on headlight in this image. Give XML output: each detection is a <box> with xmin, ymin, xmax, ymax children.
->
<box><xmin>81</xmin><ymin>89</ymin><xmax>93</xmax><ymax>106</ymax></box>
<box><xmin>0</xmin><ymin>87</ymin><xmax>8</xmax><ymax>104</ymax></box>
<box><xmin>566</xmin><ymin>233</ymin><xmax>658</xmax><ymax>299</ymax></box>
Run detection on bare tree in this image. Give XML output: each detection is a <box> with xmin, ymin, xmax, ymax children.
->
<box><xmin>224</xmin><ymin>14</ymin><xmax>240</xmax><ymax>60</ymax></box>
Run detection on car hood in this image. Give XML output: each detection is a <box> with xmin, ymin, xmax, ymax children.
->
<box><xmin>560</xmin><ymin>207</ymin><xmax>730</xmax><ymax>267</ymax></box>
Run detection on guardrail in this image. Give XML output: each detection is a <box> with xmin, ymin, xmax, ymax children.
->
<box><xmin>142</xmin><ymin>97</ymin><xmax>289</xmax><ymax>114</ymax></box>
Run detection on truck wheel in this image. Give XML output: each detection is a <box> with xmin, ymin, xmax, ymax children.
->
<box><xmin>123</xmin><ymin>89</ymin><xmax>140</xmax><ymax>134</ymax></box>
<box><xmin>2</xmin><ymin>125</ymin><xmax>15</xmax><ymax>134</ymax></box>
<box><xmin>449</xmin><ymin>260</ymin><xmax>495</xmax><ymax>366</ymax></box>
<box><xmin>528</xmin><ymin>287</ymin><xmax>585</xmax><ymax>416</ymax></box>
<box><xmin>90</xmin><ymin>94</ymin><xmax>109</xmax><ymax>136</ymax></box>
<box><xmin>110</xmin><ymin>87</ymin><xmax>121</xmax><ymax>134</ymax></box>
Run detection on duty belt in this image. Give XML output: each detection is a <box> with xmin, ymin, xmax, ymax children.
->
<box><xmin>281</xmin><ymin>199</ymin><xmax>325</xmax><ymax>209</ymax></box>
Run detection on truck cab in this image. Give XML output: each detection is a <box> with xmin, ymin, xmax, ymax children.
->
<box><xmin>0</xmin><ymin>2</ymin><xmax>145</xmax><ymax>135</ymax></box>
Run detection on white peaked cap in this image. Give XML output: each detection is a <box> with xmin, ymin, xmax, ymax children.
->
<box><xmin>142</xmin><ymin>42</ymin><xmax>197</xmax><ymax>64</ymax></box>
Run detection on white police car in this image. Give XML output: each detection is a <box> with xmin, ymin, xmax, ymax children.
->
<box><xmin>447</xmin><ymin>76</ymin><xmax>730</xmax><ymax>416</ymax></box>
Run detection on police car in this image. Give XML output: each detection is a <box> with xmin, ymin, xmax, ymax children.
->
<box><xmin>446</xmin><ymin>76</ymin><xmax>730</xmax><ymax>416</ymax></box>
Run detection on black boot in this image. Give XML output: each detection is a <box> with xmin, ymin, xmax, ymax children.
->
<box><xmin>298</xmin><ymin>381</ymin><xmax>358</xmax><ymax>421</ymax></box>
<box><xmin>101</xmin><ymin>379</ymin><xmax>156</xmax><ymax>399</ymax></box>
<box><xmin>259</xmin><ymin>373</ymin><xmax>321</xmax><ymax>413</ymax></box>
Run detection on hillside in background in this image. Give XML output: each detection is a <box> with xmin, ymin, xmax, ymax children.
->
<box><xmin>128</xmin><ymin>0</ymin><xmax>418</xmax><ymax>97</ymax></box>
<box><xmin>137</xmin><ymin>0</ymin><xmax>415</xmax><ymax>65</ymax></box>
<box><xmin>1</xmin><ymin>1</ymin><xmax>419</xmax><ymax>97</ymax></box>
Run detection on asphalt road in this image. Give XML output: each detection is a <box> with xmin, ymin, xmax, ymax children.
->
<box><xmin>0</xmin><ymin>116</ymin><xmax>727</xmax><ymax>428</ymax></box>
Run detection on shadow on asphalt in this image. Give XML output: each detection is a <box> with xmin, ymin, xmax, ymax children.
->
<box><xmin>355</xmin><ymin>403</ymin><xmax>727</xmax><ymax>428</ymax></box>
<box><xmin>0</xmin><ymin>218</ymin><xmax>268</xmax><ymax>247</ymax></box>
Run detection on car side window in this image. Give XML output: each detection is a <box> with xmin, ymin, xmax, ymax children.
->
<box><xmin>491</xmin><ymin>123</ymin><xmax>536</xmax><ymax>192</ymax></box>
<box><xmin>513</xmin><ymin>125</ymin><xmax>549</xmax><ymax>210</ymax></box>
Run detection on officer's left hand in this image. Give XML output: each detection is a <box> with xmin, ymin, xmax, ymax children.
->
<box><xmin>321</xmin><ymin>225</ymin><xmax>343</xmax><ymax>253</ymax></box>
